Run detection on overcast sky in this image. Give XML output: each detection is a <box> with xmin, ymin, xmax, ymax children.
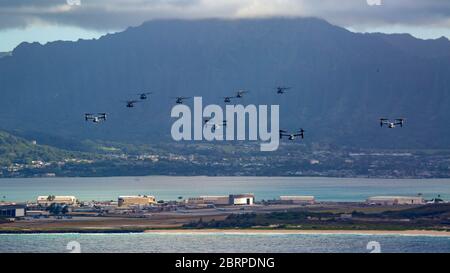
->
<box><xmin>1</xmin><ymin>0</ymin><xmax>450</xmax><ymax>51</ymax></box>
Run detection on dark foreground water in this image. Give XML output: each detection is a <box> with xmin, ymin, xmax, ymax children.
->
<box><xmin>1</xmin><ymin>233</ymin><xmax>449</xmax><ymax>253</ymax></box>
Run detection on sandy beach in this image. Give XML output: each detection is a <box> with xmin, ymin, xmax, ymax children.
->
<box><xmin>144</xmin><ymin>229</ymin><xmax>450</xmax><ymax>237</ymax></box>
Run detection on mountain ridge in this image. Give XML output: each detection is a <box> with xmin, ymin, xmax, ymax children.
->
<box><xmin>1</xmin><ymin>17</ymin><xmax>450</xmax><ymax>149</ymax></box>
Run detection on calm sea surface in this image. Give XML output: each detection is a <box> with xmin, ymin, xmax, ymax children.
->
<box><xmin>1</xmin><ymin>233</ymin><xmax>450</xmax><ymax>253</ymax></box>
<box><xmin>0</xmin><ymin>176</ymin><xmax>449</xmax><ymax>202</ymax></box>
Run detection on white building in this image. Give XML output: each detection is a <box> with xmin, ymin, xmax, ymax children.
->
<box><xmin>279</xmin><ymin>196</ymin><xmax>316</xmax><ymax>205</ymax></box>
<box><xmin>118</xmin><ymin>195</ymin><xmax>156</xmax><ymax>207</ymax></box>
<box><xmin>37</xmin><ymin>196</ymin><xmax>77</xmax><ymax>206</ymax></box>
<box><xmin>187</xmin><ymin>196</ymin><xmax>229</xmax><ymax>205</ymax></box>
<box><xmin>366</xmin><ymin>196</ymin><xmax>425</xmax><ymax>206</ymax></box>
<box><xmin>229</xmin><ymin>194</ymin><xmax>254</xmax><ymax>205</ymax></box>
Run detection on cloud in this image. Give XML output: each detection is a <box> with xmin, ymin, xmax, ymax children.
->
<box><xmin>1</xmin><ymin>0</ymin><xmax>450</xmax><ymax>31</ymax></box>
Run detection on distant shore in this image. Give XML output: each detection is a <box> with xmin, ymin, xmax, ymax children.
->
<box><xmin>144</xmin><ymin>229</ymin><xmax>450</xmax><ymax>237</ymax></box>
<box><xmin>1</xmin><ymin>228</ymin><xmax>450</xmax><ymax>237</ymax></box>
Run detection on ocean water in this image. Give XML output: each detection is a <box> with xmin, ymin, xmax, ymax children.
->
<box><xmin>1</xmin><ymin>233</ymin><xmax>450</xmax><ymax>253</ymax></box>
<box><xmin>1</xmin><ymin>177</ymin><xmax>450</xmax><ymax>253</ymax></box>
<box><xmin>1</xmin><ymin>176</ymin><xmax>450</xmax><ymax>202</ymax></box>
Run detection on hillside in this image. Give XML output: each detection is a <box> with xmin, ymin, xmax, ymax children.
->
<box><xmin>0</xmin><ymin>131</ymin><xmax>81</xmax><ymax>166</ymax></box>
<box><xmin>0</xmin><ymin>18</ymin><xmax>450</xmax><ymax>148</ymax></box>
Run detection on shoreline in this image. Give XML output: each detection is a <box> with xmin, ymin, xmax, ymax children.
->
<box><xmin>1</xmin><ymin>228</ymin><xmax>450</xmax><ymax>237</ymax></box>
<box><xmin>143</xmin><ymin>229</ymin><xmax>450</xmax><ymax>237</ymax></box>
<box><xmin>1</xmin><ymin>175</ymin><xmax>449</xmax><ymax>180</ymax></box>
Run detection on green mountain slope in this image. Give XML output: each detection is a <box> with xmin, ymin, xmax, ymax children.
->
<box><xmin>0</xmin><ymin>131</ymin><xmax>81</xmax><ymax>166</ymax></box>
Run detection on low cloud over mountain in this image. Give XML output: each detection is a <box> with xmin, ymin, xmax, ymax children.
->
<box><xmin>1</xmin><ymin>0</ymin><xmax>450</xmax><ymax>32</ymax></box>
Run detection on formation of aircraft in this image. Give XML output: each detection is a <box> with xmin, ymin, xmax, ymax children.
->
<box><xmin>118</xmin><ymin>92</ymin><xmax>155</xmax><ymax>109</ymax></box>
<box><xmin>84</xmin><ymin>86</ymin><xmax>406</xmax><ymax>140</ymax></box>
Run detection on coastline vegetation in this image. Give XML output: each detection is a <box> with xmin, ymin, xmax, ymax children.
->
<box><xmin>183</xmin><ymin>204</ymin><xmax>450</xmax><ymax>231</ymax></box>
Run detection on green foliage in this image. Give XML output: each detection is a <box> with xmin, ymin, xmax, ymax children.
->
<box><xmin>382</xmin><ymin>204</ymin><xmax>450</xmax><ymax>218</ymax></box>
<box><xmin>0</xmin><ymin>131</ymin><xmax>91</xmax><ymax>167</ymax></box>
<box><xmin>183</xmin><ymin>205</ymin><xmax>450</xmax><ymax>230</ymax></box>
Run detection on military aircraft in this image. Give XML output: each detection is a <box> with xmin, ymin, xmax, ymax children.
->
<box><xmin>137</xmin><ymin>92</ymin><xmax>152</xmax><ymax>100</ymax></box>
<box><xmin>380</xmin><ymin>118</ymin><xmax>405</xmax><ymax>128</ymax></box>
<box><xmin>173</xmin><ymin>96</ymin><xmax>191</xmax><ymax>104</ymax></box>
<box><xmin>85</xmin><ymin>113</ymin><xmax>107</xmax><ymax>123</ymax></box>
<box><xmin>223</xmin><ymin>96</ymin><xmax>234</xmax><ymax>103</ymax></box>
<box><xmin>125</xmin><ymin>100</ymin><xmax>140</xmax><ymax>108</ymax></box>
<box><xmin>276</xmin><ymin>86</ymin><xmax>291</xmax><ymax>94</ymax></box>
<box><xmin>235</xmin><ymin>90</ymin><xmax>249</xmax><ymax>98</ymax></box>
<box><xmin>279</xmin><ymin>129</ymin><xmax>305</xmax><ymax>140</ymax></box>
<box><xmin>205</xmin><ymin>120</ymin><xmax>227</xmax><ymax>132</ymax></box>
